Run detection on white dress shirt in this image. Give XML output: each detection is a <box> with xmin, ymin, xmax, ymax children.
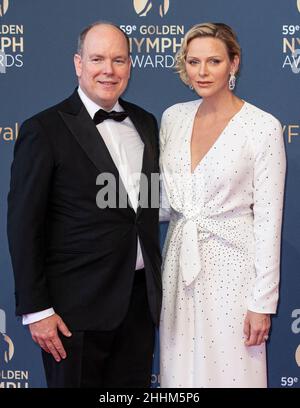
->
<box><xmin>23</xmin><ymin>87</ymin><xmax>145</xmax><ymax>324</ymax></box>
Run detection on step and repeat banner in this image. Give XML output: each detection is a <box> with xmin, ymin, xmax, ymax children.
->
<box><xmin>0</xmin><ymin>0</ymin><xmax>299</xmax><ymax>388</ymax></box>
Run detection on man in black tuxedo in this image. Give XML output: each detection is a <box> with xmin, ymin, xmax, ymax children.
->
<box><xmin>7</xmin><ymin>22</ymin><xmax>161</xmax><ymax>388</ymax></box>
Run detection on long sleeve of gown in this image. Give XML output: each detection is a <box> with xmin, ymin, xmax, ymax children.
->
<box><xmin>247</xmin><ymin>117</ymin><xmax>286</xmax><ymax>313</ymax></box>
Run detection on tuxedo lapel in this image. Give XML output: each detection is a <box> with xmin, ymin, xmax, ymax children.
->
<box><xmin>58</xmin><ymin>91</ymin><xmax>129</xmax><ymax>208</ymax></box>
<box><xmin>120</xmin><ymin>100</ymin><xmax>156</xmax><ymax>217</ymax></box>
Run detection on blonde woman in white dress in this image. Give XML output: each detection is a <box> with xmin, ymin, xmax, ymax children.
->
<box><xmin>159</xmin><ymin>23</ymin><xmax>286</xmax><ymax>388</ymax></box>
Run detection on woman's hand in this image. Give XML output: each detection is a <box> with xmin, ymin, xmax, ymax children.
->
<box><xmin>243</xmin><ymin>310</ymin><xmax>270</xmax><ymax>346</ymax></box>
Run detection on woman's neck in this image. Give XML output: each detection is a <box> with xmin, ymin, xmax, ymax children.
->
<box><xmin>198</xmin><ymin>91</ymin><xmax>243</xmax><ymax>120</ymax></box>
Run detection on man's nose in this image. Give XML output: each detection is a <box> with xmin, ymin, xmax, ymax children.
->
<box><xmin>102</xmin><ymin>60</ymin><xmax>113</xmax><ymax>74</ymax></box>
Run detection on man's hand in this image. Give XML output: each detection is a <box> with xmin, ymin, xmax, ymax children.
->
<box><xmin>29</xmin><ymin>314</ymin><xmax>72</xmax><ymax>362</ymax></box>
<box><xmin>243</xmin><ymin>310</ymin><xmax>270</xmax><ymax>346</ymax></box>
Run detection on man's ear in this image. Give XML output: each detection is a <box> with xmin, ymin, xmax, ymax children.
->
<box><xmin>127</xmin><ymin>57</ymin><xmax>132</xmax><ymax>79</ymax></box>
<box><xmin>74</xmin><ymin>54</ymin><xmax>82</xmax><ymax>77</ymax></box>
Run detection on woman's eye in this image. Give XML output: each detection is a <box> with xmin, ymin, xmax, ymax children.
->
<box><xmin>187</xmin><ymin>60</ymin><xmax>198</xmax><ymax>65</ymax></box>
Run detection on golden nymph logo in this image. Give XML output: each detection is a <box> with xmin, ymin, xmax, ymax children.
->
<box><xmin>0</xmin><ymin>0</ymin><xmax>9</xmax><ymax>17</ymax></box>
<box><xmin>296</xmin><ymin>344</ymin><xmax>300</xmax><ymax>367</ymax></box>
<box><xmin>0</xmin><ymin>309</ymin><xmax>14</xmax><ymax>363</ymax></box>
<box><xmin>291</xmin><ymin>309</ymin><xmax>300</xmax><ymax>367</ymax></box>
<box><xmin>134</xmin><ymin>0</ymin><xmax>170</xmax><ymax>18</ymax></box>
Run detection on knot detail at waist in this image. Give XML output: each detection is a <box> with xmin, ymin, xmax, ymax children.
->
<box><xmin>170</xmin><ymin>209</ymin><xmax>250</xmax><ymax>286</ymax></box>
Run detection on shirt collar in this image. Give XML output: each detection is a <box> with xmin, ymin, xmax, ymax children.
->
<box><xmin>77</xmin><ymin>87</ymin><xmax>122</xmax><ymax>120</ymax></box>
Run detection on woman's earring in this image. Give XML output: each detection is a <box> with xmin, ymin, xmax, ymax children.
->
<box><xmin>228</xmin><ymin>72</ymin><xmax>236</xmax><ymax>91</ymax></box>
<box><xmin>189</xmin><ymin>84</ymin><xmax>194</xmax><ymax>90</ymax></box>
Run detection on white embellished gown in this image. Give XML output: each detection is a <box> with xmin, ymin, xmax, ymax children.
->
<box><xmin>159</xmin><ymin>100</ymin><xmax>286</xmax><ymax>388</ymax></box>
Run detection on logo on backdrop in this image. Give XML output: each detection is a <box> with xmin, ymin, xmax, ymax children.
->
<box><xmin>0</xmin><ymin>309</ymin><xmax>29</xmax><ymax>388</ymax></box>
<box><xmin>0</xmin><ymin>0</ymin><xmax>9</xmax><ymax>17</ymax></box>
<box><xmin>283</xmin><ymin>123</ymin><xmax>300</xmax><ymax>143</ymax></box>
<box><xmin>296</xmin><ymin>345</ymin><xmax>300</xmax><ymax>367</ymax></box>
<box><xmin>291</xmin><ymin>309</ymin><xmax>300</xmax><ymax>367</ymax></box>
<box><xmin>281</xmin><ymin>2</ymin><xmax>300</xmax><ymax>73</ymax></box>
<box><xmin>0</xmin><ymin>309</ymin><xmax>14</xmax><ymax>363</ymax></box>
<box><xmin>0</xmin><ymin>0</ymin><xmax>24</xmax><ymax>74</ymax></box>
<box><xmin>122</xmin><ymin>0</ymin><xmax>183</xmax><ymax>68</ymax></box>
<box><xmin>133</xmin><ymin>0</ymin><xmax>170</xmax><ymax>18</ymax></box>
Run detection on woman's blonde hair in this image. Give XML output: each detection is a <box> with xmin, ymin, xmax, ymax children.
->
<box><xmin>175</xmin><ymin>23</ymin><xmax>241</xmax><ymax>85</ymax></box>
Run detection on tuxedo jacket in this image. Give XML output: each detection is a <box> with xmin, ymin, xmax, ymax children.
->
<box><xmin>7</xmin><ymin>90</ymin><xmax>162</xmax><ymax>330</ymax></box>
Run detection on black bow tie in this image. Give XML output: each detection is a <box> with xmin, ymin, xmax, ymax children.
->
<box><xmin>93</xmin><ymin>109</ymin><xmax>128</xmax><ymax>125</ymax></box>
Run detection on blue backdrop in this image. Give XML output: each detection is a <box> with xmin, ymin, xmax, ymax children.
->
<box><xmin>0</xmin><ymin>0</ymin><xmax>299</xmax><ymax>388</ymax></box>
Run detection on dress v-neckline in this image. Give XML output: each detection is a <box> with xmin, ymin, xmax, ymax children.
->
<box><xmin>189</xmin><ymin>100</ymin><xmax>246</xmax><ymax>175</ymax></box>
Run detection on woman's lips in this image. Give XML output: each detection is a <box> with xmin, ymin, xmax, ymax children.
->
<box><xmin>197</xmin><ymin>81</ymin><xmax>213</xmax><ymax>87</ymax></box>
